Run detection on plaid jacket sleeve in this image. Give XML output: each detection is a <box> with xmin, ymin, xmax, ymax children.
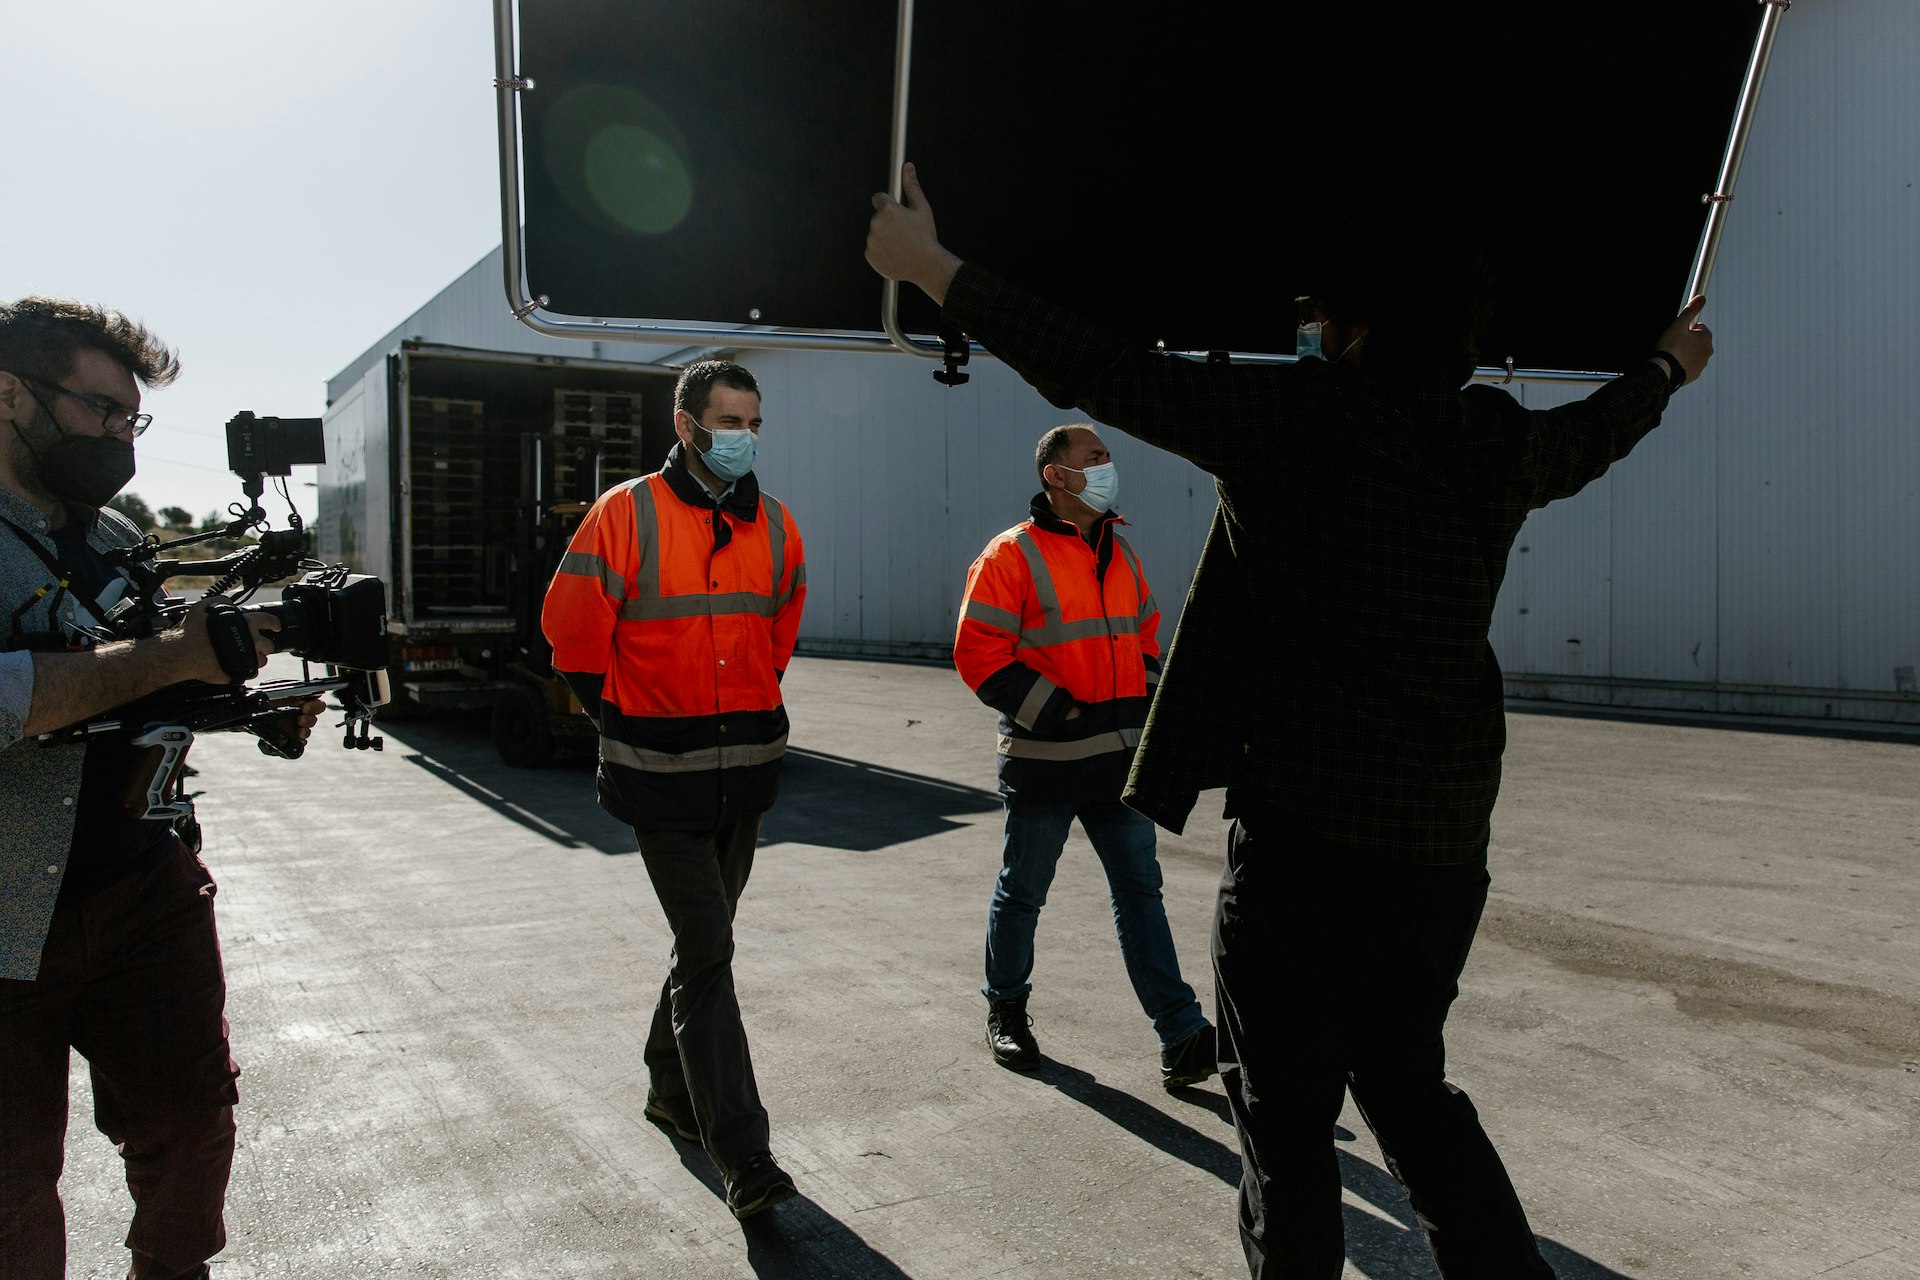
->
<box><xmin>1512</xmin><ymin>364</ymin><xmax>1674</xmax><ymax>510</ymax></box>
<box><xmin>944</xmin><ymin>264</ymin><xmax>1310</xmax><ymax>476</ymax></box>
<box><xmin>946</xmin><ymin>262</ymin><xmax>1685</xmax><ymax>857</ymax></box>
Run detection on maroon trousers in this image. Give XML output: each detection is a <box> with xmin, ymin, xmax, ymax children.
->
<box><xmin>0</xmin><ymin>840</ymin><xmax>240</xmax><ymax>1280</ymax></box>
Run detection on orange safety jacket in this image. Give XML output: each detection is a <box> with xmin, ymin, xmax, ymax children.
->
<box><xmin>954</xmin><ymin>495</ymin><xmax>1161</xmax><ymax>802</ymax></box>
<box><xmin>542</xmin><ymin>446</ymin><xmax>807</xmax><ymax>831</ymax></box>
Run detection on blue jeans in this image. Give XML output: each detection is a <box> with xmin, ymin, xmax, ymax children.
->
<box><xmin>983</xmin><ymin>797</ymin><xmax>1208</xmax><ymax>1050</ymax></box>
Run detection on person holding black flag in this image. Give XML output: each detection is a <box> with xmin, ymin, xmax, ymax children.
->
<box><xmin>867</xmin><ymin>164</ymin><xmax>1713</xmax><ymax>1278</ymax></box>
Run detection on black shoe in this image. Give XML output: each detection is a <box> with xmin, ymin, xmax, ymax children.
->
<box><xmin>725</xmin><ymin>1152</ymin><xmax>798</xmax><ymax>1219</ymax></box>
<box><xmin>643</xmin><ymin>1091</ymin><xmax>699</xmax><ymax>1142</ymax></box>
<box><xmin>1160</xmin><ymin>1024</ymin><xmax>1217</xmax><ymax>1091</ymax></box>
<box><xmin>986</xmin><ymin>995</ymin><xmax>1040</xmax><ymax>1070</ymax></box>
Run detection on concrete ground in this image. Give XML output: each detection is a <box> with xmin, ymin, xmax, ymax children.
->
<box><xmin>52</xmin><ymin>655</ymin><xmax>1920</xmax><ymax>1279</ymax></box>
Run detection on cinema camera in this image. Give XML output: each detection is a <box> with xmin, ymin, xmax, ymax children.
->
<box><xmin>52</xmin><ymin>412</ymin><xmax>394</xmax><ymax>821</ymax></box>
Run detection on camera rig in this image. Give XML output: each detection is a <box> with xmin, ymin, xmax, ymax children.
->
<box><xmin>45</xmin><ymin>412</ymin><xmax>394</xmax><ymax>820</ymax></box>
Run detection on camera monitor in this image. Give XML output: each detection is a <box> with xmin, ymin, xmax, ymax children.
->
<box><xmin>226</xmin><ymin>412</ymin><xmax>325</xmax><ymax>479</ymax></box>
<box><xmin>509</xmin><ymin>0</ymin><xmax>1774</xmax><ymax>376</ymax></box>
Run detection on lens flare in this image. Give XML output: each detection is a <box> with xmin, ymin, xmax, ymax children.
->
<box><xmin>584</xmin><ymin>124</ymin><xmax>694</xmax><ymax>235</ymax></box>
<box><xmin>543</xmin><ymin>84</ymin><xmax>695</xmax><ymax>237</ymax></box>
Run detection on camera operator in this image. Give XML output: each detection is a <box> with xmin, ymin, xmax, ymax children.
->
<box><xmin>0</xmin><ymin>297</ymin><xmax>322</xmax><ymax>1280</ymax></box>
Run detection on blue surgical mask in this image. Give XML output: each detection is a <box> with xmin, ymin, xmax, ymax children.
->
<box><xmin>699</xmin><ymin>427</ymin><xmax>757</xmax><ymax>481</ymax></box>
<box><xmin>1056</xmin><ymin>460</ymin><xmax>1119</xmax><ymax>513</ymax></box>
<box><xmin>1296</xmin><ymin>321</ymin><xmax>1324</xmax><ymax>360</ymax></box>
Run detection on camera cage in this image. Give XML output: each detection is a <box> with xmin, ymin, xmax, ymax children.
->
<box><xmin>63</xmin><ymin>412</ymin><xmax>399</xmax><ymax>818</ymax></box>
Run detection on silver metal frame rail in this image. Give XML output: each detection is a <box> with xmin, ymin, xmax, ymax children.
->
<box><xmin>1685</xmin><ymin>0</ymin><xmax>1792</xmax><ymax>309</ymax></box>
<box><xmin>494</xmin><ymin>0</ymin><xmax>1787</xmax><ymax>386</ymax></box>
<box><xmin>491</xmin><ymin>0</ymin><xmax>903</xmax><ymax>355</ymax></box>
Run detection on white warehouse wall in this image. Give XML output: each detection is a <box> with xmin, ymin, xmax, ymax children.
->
<box><xmin>738</xmin><ymin>348</ymin><xmax>1216</xmax><ymax>663</ymax></box>
<box><xmin>343</xmin><ymin>0</ymin><xmax>1914</xmax><ymax>725</ymax></box>
<box><xmin>1492</xmin><ymin>0</ymin><xmax>1920</xmax><ymax>723</ymax></box>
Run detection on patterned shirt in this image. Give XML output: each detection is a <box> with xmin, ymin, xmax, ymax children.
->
<box><xmin>0</xmin><ymin>486</ymin><xmax>152</xmax><ymax>979</ymax></box>
<box><xmin>943</xmin><ymin>264</ymin><xmax>1676</xmax><ymax>863</ymax></box>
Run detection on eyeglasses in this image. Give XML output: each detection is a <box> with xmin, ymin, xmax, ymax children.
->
<box><xmin>18</xmin><ymin>375</ymin><xmax>153</xmax><ymax>439</ymax></box>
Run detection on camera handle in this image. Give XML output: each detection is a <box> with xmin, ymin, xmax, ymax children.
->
<box><xmin>67</xmin><ymin>675</ymin><xmax>363</xmax><ymax>820</ymax></box>
<box><xmin>252</xmin><ymin>704</ymin><xmax>309</xmax><ymax>761</ymax></box>
<box><xmin>127</xmin><ymin>724</ymin><xmax>195</xmax><ymax>820</ymax></box>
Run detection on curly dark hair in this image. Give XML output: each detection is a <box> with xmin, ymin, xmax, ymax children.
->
<box><xmin>0</xmin><ymin>296</ymin><xmax>180</xmax><ymax>390</ymax></box>
<box><xmin>673</xmin><ymin>359</ymin><xmax>759</xmax><ymax>422</ymax></box>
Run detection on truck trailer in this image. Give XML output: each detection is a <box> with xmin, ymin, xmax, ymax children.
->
<box><xmin>316</xmin><ymin>340</ymin><xmax>684</xmax><ymax>764</ymax></box>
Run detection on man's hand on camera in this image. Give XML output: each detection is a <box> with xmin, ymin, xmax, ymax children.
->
<box><xmin>21</xmin><ymin>601</ymin><xmax>275</xmax><ymax>738</ymax></box>
<box><xmin>1653</xmin><ymin>295</ymin><xmax>1714</xmax><ymax>387</ymax></box>
<box><xmin>242</xmin><ymin>610</ymin><xmax>281</xmax><ymax>674</ymax></box>
<box><xmin>867</xmin><ymin>162</ymin><xmax>963</xmax><ymax>306</ymax></box>
<box><xmin>292</xmin><ymin>696</ymin><xmax>325</xmax><ymax>742</ymax></box>
<box><xmin>173</xmin><ymin>599</ymin><xmax>233</xmax><ymax>684</ymax></box>
<box><xmin>175</xmin><ymin>598</ymin><xmax>278</xmax><ymax>685</ymax></box>
<box><xmin>250</xmin><ymin>694</ymin><xmax>329</xmax><ymax>757</ymax></box>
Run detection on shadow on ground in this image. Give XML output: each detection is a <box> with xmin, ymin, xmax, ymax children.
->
<box><xmin>381</xmin><ymin>720</ymin><xmax>999</xmax><ymax>861</ymax></box>
<box><xmin>372</xmin><ymin>716</ymin><xmax>1635</xmax><ymax>1277</ymax></box>
<box><xmin>760</xmin><ymin>748</ymin><xmax>1001</xmax><ymax>853</ymax></box>
<box><xmin>663</xmin><ymin>1133</ymin><xmax>914</xmax><ymax>1278</ymax></box>
<box><xmin>381</xmin><ymin>712</ymin><xmax>635</xmax><ymax>855</ymax></box>
<box><xmin>1508</xmin><ymin>698</ymin><xmax>1920</xmax><ymax>748</ymax></box>
<box><xmin>1043</xmin><ymin>1063</ymin><xmax>1635</xmax><ymax>1280</ymax></box>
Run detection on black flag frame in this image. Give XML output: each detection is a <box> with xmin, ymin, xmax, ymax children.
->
<box><xmin>493</xmin><ymin>0</ymin><xmax>1789</xmax><ymax>383</ymax></box>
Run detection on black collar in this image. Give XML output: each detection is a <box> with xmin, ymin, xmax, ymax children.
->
<box><xmin>1028</xmin><ymin>491</ymin><xmax>1122</xmax><ymax>546</ymax></box>
<box><xmin>662</xmin><ymin>443</ymin><xmax>760</xmax><ymax>521</ymax></box>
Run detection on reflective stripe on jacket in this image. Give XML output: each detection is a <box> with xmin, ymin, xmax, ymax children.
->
<box><xmin>542</xmin><ymin>448</ymin><xmax>807</xmax><ymax>830</ymax></box>
<box><xmin>954</xmin><ymin>495</ymin><xmax>1161</xmax><ymax>802</ymax></box>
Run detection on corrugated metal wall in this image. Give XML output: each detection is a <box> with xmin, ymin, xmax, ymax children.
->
<box><xmin>738</xmin><ymin>348</ymin><xmax>1215</xmax><ymax>662</ymax></box>
<box><xmin>1493</xmin><ymin>0</ymin><xmax>1920</xmax><ymax>723</ymax></box>
<box><xmin>327</xmin><ymin>267</ymin><xmax>1213</xmax><ymax>668</ymax></box>
<box><xmin>338</xmin><ymin>0</ymin><xmax>1914</xmax><ymax>722</ymax></box>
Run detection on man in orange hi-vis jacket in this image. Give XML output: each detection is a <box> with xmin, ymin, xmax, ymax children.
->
<box><xmin>542</xmin><ymin>359</ymin><xmax>806</xmax><ymax>1221</ymax></box>
<box><xmin>955</xmin><ymin>423</ymin><xmax>1214</xmax><ymax>1090</ymax></box>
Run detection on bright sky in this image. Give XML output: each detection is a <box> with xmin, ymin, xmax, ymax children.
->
<box><xmin>1</xmin><ymin>2</ymin><xmax>504</xmax><ymax>527</ymax></box>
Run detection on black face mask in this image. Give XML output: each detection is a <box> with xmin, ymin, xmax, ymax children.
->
<box><xmin>12</xmin><ymin>417</ymin><xmax>137</xmax><ymax>510</ymax></box>
<box><xmin>43</xmin><ymin>433</ymin><xmax>137</xmax><ymax>509</ymax></box>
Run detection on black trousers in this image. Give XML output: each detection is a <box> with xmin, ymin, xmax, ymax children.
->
<box><xmin>1213</xmin><ymin>813</ymin><xmax>1555</xmax><ymax>1279</ymax></box>
<box><xmin>634</xmin><ymin>817</ymin><xmax>769</xmax><ymax>1176</ymax></box>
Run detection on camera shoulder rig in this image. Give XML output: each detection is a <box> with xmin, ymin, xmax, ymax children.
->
<box><xmin>40</xmin><ymin>410</ymin><xmax>395</xmax><ymax>819</ymax></box>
